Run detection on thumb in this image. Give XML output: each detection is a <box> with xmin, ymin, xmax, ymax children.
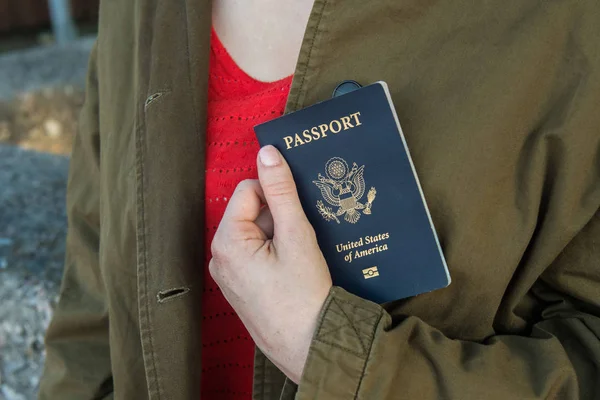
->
<box><xmin>256</xmin><ymin>145</ymin><xmax>308</xmax><ymax>232</ymax></box>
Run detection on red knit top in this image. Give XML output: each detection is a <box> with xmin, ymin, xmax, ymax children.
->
<box><xmin>202</xmin><ymin>28</ymin><xmax>293</xmax><ymax>399</ymax></box>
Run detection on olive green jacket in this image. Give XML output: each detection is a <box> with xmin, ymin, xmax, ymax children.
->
<box><xmin>39</xmin><ymin>0</ymin><xmax>600</xmax><ymax>399</ymax></box>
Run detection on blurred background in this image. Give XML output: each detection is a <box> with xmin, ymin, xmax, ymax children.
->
<box><xmin>0</xmin><ymin>1</ymin><xmax>99</xmax><ymax>399</ymax></box>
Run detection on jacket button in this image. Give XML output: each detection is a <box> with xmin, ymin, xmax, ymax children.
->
<box><xmin>332</xmin><ymin>80</ymin><xmax>362</xmax><ymax>98</ymax></box>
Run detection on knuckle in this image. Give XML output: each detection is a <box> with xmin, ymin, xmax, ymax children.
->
<box><xmin>236</xmin><ymin>179</ymin><xmax>258</xmax><ymax>193</ymax></box>
<box><xmin>208</xmin><ymin>259</ymin><xmax>219</xmax><ymax>279</ymax></box>
<box><xmin>264</xmin><ymin>179</ymin><xmax>296</xmax><ymax>199</ymax></box>
<box><xmin>210</xmin><ymin>236</ymin><xmax>228</xmax><ymax>261</ymax></box>
<box><xmin>209</xmin><ymin>242</ymin><xmax>232</xmax><ymax>282</ymax></box>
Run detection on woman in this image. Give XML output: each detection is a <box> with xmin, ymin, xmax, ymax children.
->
<box><xmin>39</xmin><ymin>0</ymin><xmax>600</xmax><ymax>399</ymax></box>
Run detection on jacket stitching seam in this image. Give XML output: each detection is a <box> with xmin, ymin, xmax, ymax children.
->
<box><xmin>313</xmin><ymin>294</ymin><xmax>378</xmax><ymax>357</ymax></box>
<box><xmin>182</xmin><ymin>1</ymin><xmax>201</xmax><ymax>133</ymax></box>
<box><xmin>316</xmin><ymin>314</ymin><xmax>380</xmax><ymax>345</ymax></box>
<box><xmin>322</xmin><ymin>306</ymin><xmax>379</xmax><ymax>324</ymax></box>
<box><xmin>313</xmin><ymin>340</ymin><xmax>366</xmax><ymax>358</ymax></box>
<box><xmin>353</xmin><ymin>309</ymin><xmax>383</xmax><ymax>400</ymax></box>
<box><xmin>326</xmin><ymin>297</ymin><xmax>380</xmax><ymax>315</ymax></box>
<box><xmin>334</xmin><ymin>298</ymin><xmax>366</xmax><ymax>353</ymax></box>
<box><xmin>135</xmin><ymin>112</ymin><xmax>161</xmax><ymax>399</ymax></box>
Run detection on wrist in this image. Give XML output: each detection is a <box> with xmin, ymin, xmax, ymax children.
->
<box><xmin>280</xmin><ymin>285</ymin><xmax>333</xmax><ymax>383</ymax></box>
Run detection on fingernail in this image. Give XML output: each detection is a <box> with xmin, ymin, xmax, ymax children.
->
<box><xmin>258</xmin><ymin>145</ymin><xmax>281</xmax><ymax>167</ymax></box>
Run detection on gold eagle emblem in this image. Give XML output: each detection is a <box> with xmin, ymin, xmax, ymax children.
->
<box><xmin>313</xmin><ymin>157</ymin><xmax>376</xmax><ymax>224</ymax></box>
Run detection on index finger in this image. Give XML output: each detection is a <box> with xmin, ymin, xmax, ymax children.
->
<box><xmin>220</xmin><ymin>179</ymin><xmax>266</xmax><ymax>224</ymax></box>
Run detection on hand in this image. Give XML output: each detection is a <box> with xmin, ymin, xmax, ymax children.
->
<box><xmin>209</xmin><ymin>145</ymin><xmax>333</xmax><ymax>384</ymax></box>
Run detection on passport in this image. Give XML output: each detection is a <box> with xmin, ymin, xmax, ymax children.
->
<box><xmin>254</xmin><ymin>81</ymin><xmax>450</xmax><ymax>303</ymax></box>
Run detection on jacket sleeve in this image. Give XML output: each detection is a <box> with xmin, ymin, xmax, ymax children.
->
<box><xmin>39</xmin><ymin>42</ymin><xmax>113</xmax><ymax>400</ymax></box>
<box><xmin>295</xmin><ymin>210</ymin><xmax>600</xmax><ymax>399</ymax></box>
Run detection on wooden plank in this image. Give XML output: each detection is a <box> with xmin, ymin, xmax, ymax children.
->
<box><xmin>0</xmin><ymin>0</ymin><xmax>99</xmax><ymax>33</ymax></box>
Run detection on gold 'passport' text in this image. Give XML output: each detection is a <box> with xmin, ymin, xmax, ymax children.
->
<box><xmin>282</xmin><ymin>111</ymin><xmax>362</xmax><ymax>150</ymax></box>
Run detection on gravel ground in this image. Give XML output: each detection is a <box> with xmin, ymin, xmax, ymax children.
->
<box><xmin>0</xmin><ymin>37</ymin><xmax>94</xmax><ymax>101</ymax></box>
<box><xmin>0</xmin><ymin>38</ymin><xmax>92</xmax><ymax>400</ymax></box>
<box><xmin>0</xmin><ymin>146</ymin><xmax>69</xmax><ymax>400</ymax></box>
<box><xmin>0</xmin><ymin>87</ymin><xmax>84</xmax><ymax>155</ymax></box>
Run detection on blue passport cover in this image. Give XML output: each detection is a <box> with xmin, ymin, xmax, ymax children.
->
<box><xmin>254</xmin><ymin>81</ymin><xmax>450</xmax><ymax>303</ymax></box>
